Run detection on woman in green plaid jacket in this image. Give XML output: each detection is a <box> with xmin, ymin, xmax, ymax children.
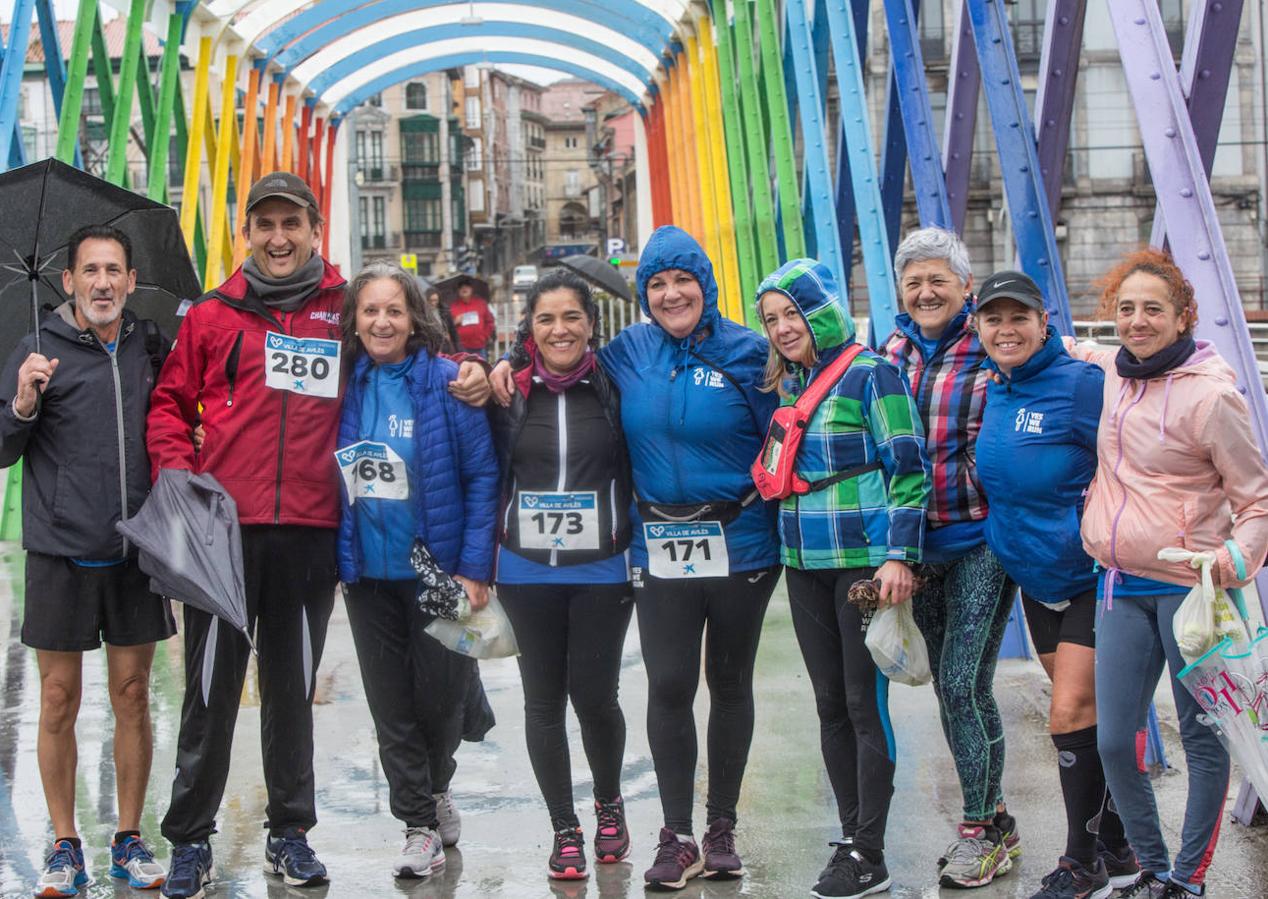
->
<box><xmin>755</xmin><ymin>258</ymin><xmax>930</xmax><ymax>899</ymax></box>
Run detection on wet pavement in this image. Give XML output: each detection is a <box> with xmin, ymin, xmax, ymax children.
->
<box><xmin>0</xmin><ymin>543</ymin><xmax>1261</xmax><ymax>898</ymax></box>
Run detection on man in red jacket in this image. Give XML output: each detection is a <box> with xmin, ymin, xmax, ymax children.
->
<box><xmin>147</xmin><ymin>173</ymin><xmax>489</xmax><ymax>898</ymax></box>
<box><xmin>448</xmin><ymin>278</ymin><xmax>496</xmax><ymax>358</ymax></box>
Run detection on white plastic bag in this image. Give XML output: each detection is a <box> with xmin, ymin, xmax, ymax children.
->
<box><xmin>865</xmin><ymin>600</ymin><xmax>931</xmax><ymax>686</ymax></box>
<box><xmin>425</xmin><ymin>593</ymin><xmax>519</xmax><ymax>659</ymax></box>
<box><xmin>1160</xmin><ymin>547</ymin><xmax>1244</xmax><ymax>663</ymax></box>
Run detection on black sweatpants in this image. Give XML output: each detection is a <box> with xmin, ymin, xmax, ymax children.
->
<box><xmin>162</xmin><ymin>526</ymin><xmax>337</xmax><ymax>843</ymax></box>
<box><xmin>498</xmin><ymin>581</ymin><xmax>634</xmax><ymax>829</ymax></box>
<box><xmin>785</xmin><ymin>567</ymin><xmax>896</xmax><ymax>858</ymax></box>
<box><xmin>634</xmin><ymin>564</ymin><xmax>780</xmax><ymax>834</ymax></box>
<box><xmin>343</xmin><ymin>578</ymin><xmax>472</xmax><ymax>828</ymax></box>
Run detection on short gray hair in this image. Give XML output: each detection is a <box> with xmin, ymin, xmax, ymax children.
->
<box><xmin>341</xmin><ymin>262</ymin><xmax>448</xmax><ymax>358</ymax></box>
<box><xmin>893</xmin><ymin>226</ymin><xmax>973</xmax><ymax>284</ymax></box>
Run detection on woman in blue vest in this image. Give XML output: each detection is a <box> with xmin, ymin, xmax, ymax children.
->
<box><xmin>491</xmin><ymin>225</ymin><xmax>781</xmax><ymax>891</ymax></box>
<box><xmin>491</xmin><ymin>269</ymin><xmax>635</xmax><ymax>881</ymax></box>
<box><xmin>972</xmin><ymin>270</ymin><xmax>1137</xmax><ymax>899</ymax></box>
<box><xmin>335</xmin><ymin>263</ymin><xmax>499</xmax><ymax>881</ymax></box>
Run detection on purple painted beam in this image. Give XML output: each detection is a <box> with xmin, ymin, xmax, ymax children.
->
<box><xmin>1150</xmin><ymin>0</ymin><xmax>1245</xmax><ymax>246</ymax></box>
<box><xmin>941</xmin><ymin>0</ymin><xmax>979</xmax><ymax>235</ymax></box>
<box><xmin>1033</xmin><ymin>0</ymin><xmax>1087</xmax><ymax>220</ymax></box>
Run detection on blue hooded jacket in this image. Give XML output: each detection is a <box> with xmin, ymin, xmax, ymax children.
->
<box><xmin>336</xmin><ymin>349</ymin><xmax>499</xmax><ymax>584</ymax></box>
<box><xmin>598</xmin><ymin>226</ymin><xmax>780</xmax><ymax>571</ymax></box>
<box><xmin>976</xmin><ymin>328</ymin><xmax>1103</xmax><ymax>603</ymax></box>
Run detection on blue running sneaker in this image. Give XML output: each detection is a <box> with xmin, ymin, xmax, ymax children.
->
<box><xmin>264</xmin><ymin>829</ymin><xmax>328</xmax><ymax>887</ymax></box>
<box><xmin>34</xmin><ymin>840</ymin><xmax>87</xmax><ymax>897</ymax></box>
<box><xmin>160</xmin><ymin>843</ymin><xmax>212</xmax><ymax>899</ymax></box>
<box><xmin>110</xmin><ymin>835</ymin><xmax>165</xmax><ymax>889</ymax></box>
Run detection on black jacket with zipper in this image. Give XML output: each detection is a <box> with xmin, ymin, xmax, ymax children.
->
<box><xmin>0</xmin><ymin>304</ymin><xmax>162</xmax><ymax>560</ymax></box>
<box><xmin>492</xmin><ymin>364</ymin><xmax>633</xmax><ymax>565</ymax></box>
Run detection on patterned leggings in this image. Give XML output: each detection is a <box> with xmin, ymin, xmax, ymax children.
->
<box><xmin>911</xmin><ymin>542</ymin><xmax>1016</xmax><ymax>821</ymax></box>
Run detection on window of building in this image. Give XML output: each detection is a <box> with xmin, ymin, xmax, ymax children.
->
<box><xmin>406</xmin><ymin>197</ymin><xmax>443</xmax><ymax>232</ymax></box>
<box><xmin>919</xmin><ymin>1</ymin><xmax>945</xmax><ymax>60</ymax></box>
<box><xmin>469</xmin><ymin>185</ymin><xmax>485</xmax><ymax>213</ymax></box>
<box><xmin>565</xmin><ymin>169</ymin><xmax>580</xmax><ymax>197</ymax></box>
<box><xmin>465</xmin><ymin>96</ymin><xmax>481</xmax><ymax>128</ymax></box>
<box><xmin>1007</xmin><ymin>0</ymin><xmax>1044</xmax><ymax>62</ymax></box>
<box><xmin>356</xmin><ymin>130</ymin><xmax>366</xmax><ymax>166</ymax></box>
<box><xmin>365</xmin><ymin>93</ymin><xmax>383</xmax><ymax>108</ymax></box>
<box><xmin>406</xmin><ymin>82</ymin><xmax>428</xmax><ymax>110</ymax></box>
<box><xmin>466</xmin><ymin>137</ymin><xmax>482</xmax><ymax>171</ymax></box>
<box><xmin>82</xmin><ymin>87</ymin><xmax>102</xmax><ymax>117</ymax></box>
<box><xmin>1159</xmin><ymin>0</ymin><xmax>1184</xmax><ymax>56</ymax></box>
<box><xmin>359</xmin><ymin>196</ymin><xmax>369</xmax><ymax>243</ymax></box>
<box><xmin>373</xmin><ymin>197</ymin><xmax>386</xmax><ymax>243</ymax></box>
<box><xmin>403</xmin><ymin>130</ymin><xmax>439</xmax><ymax>164</ymax></box>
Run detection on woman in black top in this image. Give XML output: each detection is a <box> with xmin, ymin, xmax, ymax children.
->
<box><xmin>492</xmin><ymin>270</ymin><xmax>634</xmax><ymax>882</ymax></box>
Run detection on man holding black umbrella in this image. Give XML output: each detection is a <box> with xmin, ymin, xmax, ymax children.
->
<box><xmin>0</xmin><ymin>224</ymin><xmax>174</xmax><ymax>897</ymax></box>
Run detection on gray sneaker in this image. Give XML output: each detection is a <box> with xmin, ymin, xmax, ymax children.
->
<box><xmin>937</xmin><ymin>824</ymin><xmax>1012</xmax><ymax>889</ymax></box>
<box><xmin>394</xmin><ymin>827</ymin><xmax>445</xmax><ymax>879</ymax></box>
<box><xmin>434</xmin><ymin>791</ymin><xmax>461</xmax><ymax>847</ymax></box>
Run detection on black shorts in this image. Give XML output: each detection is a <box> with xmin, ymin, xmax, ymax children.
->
<box><xmin>21</xmin><ymin>553</ymin><xmax>177</xmax><ymax>652</ymax></box>
<box><xmin>1021</xmin><ymin>589</ymin><xmax>1096</xmax><ymax>655</ymax></box>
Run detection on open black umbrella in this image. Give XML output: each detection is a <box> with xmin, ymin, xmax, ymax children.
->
<box><xmin>0</xmin><ymin>158</ymin><xmax>201</xmax><ymax>359</ymax></box>
<box><xmin>431</xmin><ymin>272</ymin><xmax>491</xmax><ymax>302</ymax></box>
<box><xmin>558</xmin><ymin>254</ymin><xmax>632</xmax><ymax>302</ymax></box>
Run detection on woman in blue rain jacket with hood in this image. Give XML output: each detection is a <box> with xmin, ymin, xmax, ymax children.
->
<box><xmin>493</xmin><ymin>225</ymin><xmax>780</xmax><ymax>890</ymax></box>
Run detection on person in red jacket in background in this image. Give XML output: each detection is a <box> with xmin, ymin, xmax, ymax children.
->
<box><xmin>449</xmin><ymin>278</ymin><xmax>496</xmax><ymax>359</ymax></box>
<box><xmin>147</xmin><ymin>172</ymin><xmax>490</xmax><ymax>899</ymax></box>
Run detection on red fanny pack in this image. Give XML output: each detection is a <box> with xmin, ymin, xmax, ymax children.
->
<box><xmin>750</xmin><ymin>343</ymin><xmax>879</xmax><ymax>501</ymax></box>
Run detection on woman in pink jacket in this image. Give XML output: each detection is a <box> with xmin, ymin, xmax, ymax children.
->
<box><xmin>1076</xmin><ymin>248</ymin><xmax>1268</xmax><ymax>898</ymax></box>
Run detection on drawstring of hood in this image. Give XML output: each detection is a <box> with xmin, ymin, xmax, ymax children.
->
<box><xmin>1158</xmin><ymin>374</ymin><xmax>1175</xmax><ymax>445</ymax></box>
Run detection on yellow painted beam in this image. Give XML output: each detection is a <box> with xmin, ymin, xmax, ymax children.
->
<box><xmin>661</xmin><ymin>76</ymin><xmax>682</xmax><ymax>227</ymax></box>
<box><xmin>685</xmin><ymin>33</ymin><xmax>723</xmax><ymax>304</ymax></box>
<box><xmin>700</xmin><ymin>16</ymin><xmax>743</xmax><ymax>322</ymax></box>
<box><xmin>179</xmin><ymin>38</ymin><xmax>213</xmax><ymax>252</ymax></box>
<box><xmin>672</xmin><ymin>54</ymin><xmax>701</xmax><ymax>246</ymax></box>
<box><xmin>234</xmin><ymin>66</ymin><xmax>261</xmax><ymax>268</ymax></box>
<box><xmin>204</xmin><ymin>54</ymin><xmax>238</xmax><ymax>287</ymax></box>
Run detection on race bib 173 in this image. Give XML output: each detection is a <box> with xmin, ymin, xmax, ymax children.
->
<box><xmin>264</xmin><ymin>332</ymin><xmax>340</xmax><ymax>398</ymax></box>
<box><xmin>517</xmin><ymin>491</ymin><xmax>600</xmax><ymax>550</ymax></box>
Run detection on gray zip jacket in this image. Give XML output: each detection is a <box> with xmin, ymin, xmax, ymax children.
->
<box><xmin>0</xmin><ymin>303</ymin><xmax>160</xmax><ymax>560</ymax></box>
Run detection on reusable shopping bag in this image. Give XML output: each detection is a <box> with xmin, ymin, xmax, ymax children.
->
<box><xmin>865</xmin><ymin>600</ymin><xmax>931</xmax><ymax>686</ymax></box>
<box><xmin>1161</xmin><ymin>547</ymin><xmax>1246</xmax><ymax>664</ymax></box>
<box><xmin>425</xmin><ymin>592</ymin><xmax>520</xmax><ymax>659</ymax></box>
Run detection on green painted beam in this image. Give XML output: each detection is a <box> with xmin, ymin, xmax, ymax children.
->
<box><xmin>732</xmin><ymin>0</ymin><xmax>779</xmax><ymax>276</ymax></box>
<box><xmin>713</xmin><ymin>4</ymin><xmax>759</xmax><ymax>323</ymax></box>
<box><xmin>754</xmin><ymin>0</ymin><xmax>804</xmax><ymax>259</ymax></box>
<box><xmin>106</xmin><ymin>0</ymin><xmax>147</xmax><ymax>185</ymax></box>
<box><xmin>147</xmin><ymin>12</ymin><xmax>183</xmax><ymax>202</ymax></box>
<box><xmin>54</xmin><ymin>0</ymin><xmax>96</xmax><ymax>163</ymax></box>
<box><xmin>135</xmin><ymin>41</ymin><xmax>155</xmax><ymax>151</ymax></box>
<box><xmin>90</xmin><ymin>9</ymin><xmax>115</xmax><ymax>127</ymax></box>
<box><xmin>172</xmin><ymin>82</ymin><xmax>207</xmax><ymax>272</ymax></box>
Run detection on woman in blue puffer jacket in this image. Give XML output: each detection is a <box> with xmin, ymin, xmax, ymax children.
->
<box><xmin>972</xmin><ymin>270</ymin><xmax>1138</xmax><ymax>898</ymax></box>
<box><xmin>493</xmin><ymin>226</ymin><xmax>780</xmax><ymax>890</ymax></box>
<box><xmin>334</xmin><ymin>262</ymin><xmax>499</xmax><ymax>880</ymax></box>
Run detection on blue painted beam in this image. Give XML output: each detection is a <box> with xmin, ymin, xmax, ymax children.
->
<box><xmin>0</xmin><ymin>0</ymin><xmax>35</xmax><ymax>172</ymax></box>
<box><xmin>334</xmin><ymin>52</ymin><xmax>642</xmax><ymax>115</ymax></box>
<box><xmin>884</xmin><ymin>0</ymin><xmax>953</xmax><ymax>228</ymax></box>
<box><xmin>822</xmin><ymin>0</ymin><xmax>897</xmax><ymax>344</ymax></box>
<box><xmin>964</xmin><ymin>0</ymin><xmax>1072</xmax><ymax>334</ymax></box>
<box><xmin>834</xmin><ymin>0</ymin><xmax>869</xmax><ymax>288</ymax></box>
<box><xmin>942</xmin><ymin>0</ymin><xmax>979</xmax><ymax>234</ymax></box>
<box><xmin>1033</xmin><ymin>0</ymin><xmax>1087</xmax><ymax>221</ymax></box>
<box><xmin>878</xmin><ymin>63</ymin><xmax>907</xmax><ymax>254</ymax></box>
<box><xmin>266</xmin><ymin>0</ymin><xmax>670</xmax><ymax>70</ymax></box>
<box><xmin>306</xmin><ymin>22</ymin><xmax>651</xmax><ymax>98</ymax></box>
<box><xmin>785</xmin><ymin>0</ymin><xmax>844</xmax><ymax>288</ymax></box>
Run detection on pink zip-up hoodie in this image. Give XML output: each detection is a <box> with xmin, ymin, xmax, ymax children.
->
<box><xmin>1072</xmin><ymin>339</ymin><xmax>1268</xmax><ymax>589</ymax></box>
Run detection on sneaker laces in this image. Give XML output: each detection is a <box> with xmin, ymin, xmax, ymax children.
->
<box><xmin>823</xmin><ymin>842</ymin><xmax>863</xmax><ymax>878</ymax></box>
<box><xmin>704</xmin><ymin>823</ymin><xmax>736</xmax><ymax>855</ymax></box>
<box><xmin>117</xmin><ymin>836</ymin><xmax>155</xmax><ymax>865</ymax></box>
<box><xmin>652</xmin><ymin>833</ymin><xmax>691</xmax><ymax>866</ymax></box>
<box><xmin>403</xmin><ymin>827</ymin><xmax>437</xmax><ymax>856</ymax></box>
<box><xmin>943</xmin><ymin>835</ymin><xmax>994</xmax><ymax>864</ymax></box>
<box><xmin>167</xmin><ymin>844</ymin><xmax>208</xmax><ymax>882</ymax></box>
<box><xmin>1039</xmin><ymin>866</ymin><xmax>1075</xmax><ymax>894</ymax></box>
<box><xmin>44</xmin><ymin>842</ymin><xmax>78</xmax><ymax>871</ymax></box>
<box><xmin>274</xmin><ymin>835</ymin><xmax>320</xmax><ymax>867</ymax></box>
<box><xmin>595</xmin><ymin>800</ymin><xmax>624</xmax><ymax>836</ymax></box>
<box><xmin>555</xmin><ymin>827</ymin><xmax>584</xmax><ymax>859</ymax></box>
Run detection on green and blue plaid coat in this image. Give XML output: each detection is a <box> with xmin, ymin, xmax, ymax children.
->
<box><xmin>758</xmin><ymin>259</ymin><xmax>931</xmax><ymax>570</ymax></box>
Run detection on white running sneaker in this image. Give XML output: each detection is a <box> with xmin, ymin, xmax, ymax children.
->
<box><xmin>434</xmin><ymin>792</ymin><xmax>461</xmax><ymax>847</ymax></box>
<box><xmin>394</xmin><ymin>827</ymin><xmax>445</xmax><ymax>879</ymax></box>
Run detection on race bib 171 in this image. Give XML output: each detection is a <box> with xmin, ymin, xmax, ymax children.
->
<box><xmin>644</xmin><ymin>521</ymin><xmax>729</xmax><ymax>579</ymax></box>
<box><xmin>264</xmin><ymin>332</ymin><xmax>340</xmax><ymax>398</ymax></box>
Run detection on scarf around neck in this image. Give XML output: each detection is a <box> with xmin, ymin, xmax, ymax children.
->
<box><xmin>533</xmin><ymin>347</ymin><xmax>596</xmax><ymax>394</ymax></box>
<box><xmin>242</xmin><ymin>253</ymin><xmax>325</xmax><ymax>313</ymax></box>
<box><xmin>1115</xmin><ymin>333</ymin><xmax>1196</xmax><ymax>380</ymax></box>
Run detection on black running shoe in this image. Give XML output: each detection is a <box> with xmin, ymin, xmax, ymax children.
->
<box><xmin>811</xmin><ymin>842</ymin><xmax>891</xmax><ymax>899</ymax></box>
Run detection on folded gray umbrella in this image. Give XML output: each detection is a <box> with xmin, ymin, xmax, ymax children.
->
<box><xmin>117</xmin><ymin>469</ymin><xmax>254</xmax><ymax>651</ymax></box>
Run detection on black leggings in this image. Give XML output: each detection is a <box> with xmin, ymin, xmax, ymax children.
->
<box><xmin>498</xmin><ymin>582</ymin><xmax>635</xmax><ymax>829</ymax></box>
<box><xmin>344</xmin><ymin>579</ymin><xmax>472</xmax><ymax>828</ymax></box>
<box><xmin>785</xmin><ymin>567</ymin><xmax>896</xmax><ymax>858</ymax></box>
<box><xmin>634</xmin><ymin>565</ymin><xmax>780</xmax><ymax>834</ymax></box>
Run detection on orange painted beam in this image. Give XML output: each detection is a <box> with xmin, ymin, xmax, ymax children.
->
<box><xmin>261</xmin><ymin>78</ymin><xmax>279</xmax><ymax>173</ymax></box>
<box><xmin>321</xmin><ymin>122</ymin><xmax>336</xmax><ymax>259</ymax></box>
<box><xmin>311</xmin><ymin>116</ymin><xmax>326</xmax><ymax>210</ymax></box>
<box><xmin>233</xmin><ymin>66</ymin><xmax>261</xmax><ymax>267</ymax></box>
<box><xmin>280</xmin><ymin>93</ymin><xmax>297</xmax><ymax>172</ymax></box>
<box><xmin>297</xmin><ymin>103</ymin><xmax>312</xmax><ymax>181</ymax></box>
